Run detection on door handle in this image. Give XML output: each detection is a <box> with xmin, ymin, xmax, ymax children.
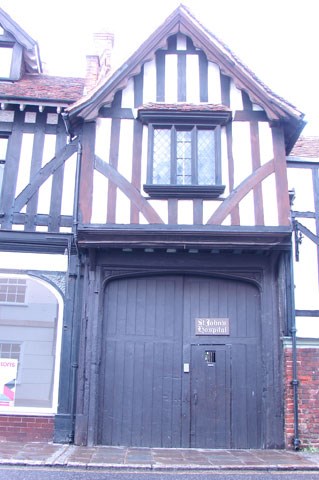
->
<box><xmin>193</xmin><ymin>391</ymin><xmax>198</xmax><ymax>405</ymax></box>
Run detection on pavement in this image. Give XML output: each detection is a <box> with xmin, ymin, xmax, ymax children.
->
<box><xmin>1</xmin><ymin>442</ymin><xmax>319</xmax><ymax>471</ymax></box>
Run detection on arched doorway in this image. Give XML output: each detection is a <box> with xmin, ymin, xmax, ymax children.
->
<box><xmin>98</xmin><ymin>275</ymin><xmax>261</xmax><ymax>448</ymax></box>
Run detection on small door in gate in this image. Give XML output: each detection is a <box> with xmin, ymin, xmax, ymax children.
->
<box><xmin>190</xmin><ymin>344</ymin><xmax>231</xmax><ymax>448</ymax></box>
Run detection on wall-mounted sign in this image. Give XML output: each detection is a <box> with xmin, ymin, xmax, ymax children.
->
<box><xmin>195</xmin><ymin>318</ymin><xmax>230</xmax><ymax>336</ymax></box>
<box><xmin>0</xmin><ymin>358</ymin><xmax>18</xmax><ymax>407</ymax></box>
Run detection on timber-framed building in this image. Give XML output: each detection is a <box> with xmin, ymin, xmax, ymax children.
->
<box><xmin>0</xmin><ymin>5</ymin><xmax>318</xmax><ymax>449</ymax></box>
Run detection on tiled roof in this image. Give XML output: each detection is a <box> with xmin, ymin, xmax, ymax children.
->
<box><xmin>0</xmin><ymin>74</ymin><xmax>85</xmax><ymax>103</ymax></box>
<box><xmin>290</xmin><ymin>136</ymin><xmax>319</xmax><ymax>158</ymax></box>
<box><xmin>139</xmin><ymin>102</ymin><xmax>230</xmax><ymax>111</ymax></box>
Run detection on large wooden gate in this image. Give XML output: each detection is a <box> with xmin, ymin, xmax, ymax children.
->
<box><xmin>98</xmin><ymin>275</ymin><xmax>262</xmax><ymax>448</ymax></box>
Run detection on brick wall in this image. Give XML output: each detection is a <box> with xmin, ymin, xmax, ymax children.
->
<box><xmin>0</xmin><ymin>415</ymin><xmax>54</xmax><ymax>442</ymax></box>
<box><xmin>284</xmin><ymin>345</ymin><xmax>319</xmax><ymax>449</ymax></box>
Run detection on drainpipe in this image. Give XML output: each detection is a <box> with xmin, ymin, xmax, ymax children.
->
<box><xmin>62</xmin><ymin>135</ymin><xmax>82</xmax><ymax>443</ymax></box>
<box><xmin>290</xmin><ymin>218</ymin><xmax>300</xmax><ymax>450</ymax></box>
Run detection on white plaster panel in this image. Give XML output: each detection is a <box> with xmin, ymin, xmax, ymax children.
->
<box><xmin>176</xmin><ymin>33</ymin><xmax>187</xmax><ymax>50</ymax></box>
<box><xmin>258</xmin><ymin>122</ymin><xmax>273</xmax><ymax>166</ymax></box>
<box><xmin>238</xmin><ymin>190</ymin><xmax>255</xmax><ymax>226</ymax></box>
<box><xmin>229</xmin><ymin>80</ymin><xmax>243</xmax><ymax>110</ymax></box>
<box><xmin>221</xmin><ymin>214</ymin><xmax>231</xmax><ymax>226</ymax></box>
<box><xmin>178</xmin><ymin>200</ymin><xmax>193</xmax><ymax>224</ymax></box>
<box><xmin>121</xmin><ymin>77</ymin><xmax>134</xmax><ymax>108</ymax></box>
<box><xmin>232</xmin><ymin>122</ymin><xmax>252</xmax><ymax>187</ymax></box>
<box><xmin>207</xmin><ymin>62</ymin><xmax>222</xmax><ymax>104</ymax></box>
<box><xmin>203</xmin><ymin>200</ymin><xmax>221</xmax><ymax>224</ymax></box>
<box><xmin>296</xmin><ymin>317</ymin><xmax>319</xmax><ymax>338</ymax></box>
<box><xmin>262</xmin><ymin>173</ymin><xmax>279</xmax><ymax>226</ymax></box>
<box><xmin>143</xmin><ymin>58</ymin><xmax>157</xmax><ymax>104</ymax></box>
<box><xmin>91</xmin><ymin>170</ymin><xmax>108</xmax><ymax>223</ymax></box>
<box><xmin>294</xmin><ymin>225</ymin><xmax>319</xmax><ymax>310</ymax></box>
<box><xmin>11</xmin><ymin>224</ymin><xmax>24</xmax><ymax>231</ymax></box>
<box><xmin>37</xmin><ymin>135</ymin><xmax>56</xmax><ymax>214</ymax></box>
<box><xmin>95</xmin><ymin>118</ymin><xmax>112</xmax><ymax>162</ymax></box>
<box><xmin>59</xmin><ymin>227</ymin><xmax>72</xmax><ymax>233</ymax></box>
<box><xmin>141</xmin><ymin>125</ymin><xmax>148</xmax><ymax>187</ymax></box>
<box><xmin>186</xmin><ymin>55</ymin><xmax>200</xmax><ymax>103</ymax></box>
<box><xmin>165</xmin><ymin>54</ymin><xmax>178</xmax><ymax>103</ymax></box>
<box><xmin>288</xmin><ymin>167</ymin><xmax>315</xmax><ymax>212</ymax></box>
<box><xmin>148</xmin><ymin>199</ymin><xmax>167</xmax><ymax>224</ymax></box>
<box><xmin>117</xmin><ymin>119</ymin><xmax>134</xmax><ymax>182</ymax></box>
<box><xmin>24</xmin><ymin>112</ymin><xmax>36</xmax><ymax>123</ymax></box>
<box><xmin>252</xmin><ymin>103</ymin><xmax>263</xmax><ymax>111</ymax></box>
<box><xmin>0</xmin><ymin>110</ymin><xmax>14</xmax><ymax>122</ymax></box>
<box><xmin>60</xmin><ymin>152</ymin><xmax>76</xmax><ymax>216</ymax></box>
<box><xmin>116</xmin><ymin>189</ymin><xmax>131</xmax><ymax>224</ymax></box>
<box><xmin>220</xmin><ymin>126</ymin><xmax>229</xmax><ymax>195</ymax></box>
<box><xmin>36</xmin><ymin>226</ymin><xmax>48</xmax><ymax>232</ymax></box>
<box><xmin>15</xmin><ymin>133</ymin><xmax>34</xmax><ymax>197</ymax></box>
<box><xmin>0</xmin><ymin>252</ymin><xmax>67</xmax><ymax>271</ymax></box>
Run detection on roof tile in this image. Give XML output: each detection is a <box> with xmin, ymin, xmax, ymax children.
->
<box><xmin>0</xmin><ymin>74</ymin><xmax>85</xmax><ymax>103</ymax></box>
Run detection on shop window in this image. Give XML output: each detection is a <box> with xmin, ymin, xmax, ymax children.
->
<box><xmin>0</xmin><ymin>278</ymin><xmax>26</xmax><ymax>304</ymax></box>
<box><xmin>0</xmin><ymin>274</ymin><xmax>62</xmax><ymax>412</ymax></box>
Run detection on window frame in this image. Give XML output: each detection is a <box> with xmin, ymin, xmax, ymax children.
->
<box><xmin>139</xmin><ymin>108</ymin><xmax>230</xmax><ymax>199</ymax></box>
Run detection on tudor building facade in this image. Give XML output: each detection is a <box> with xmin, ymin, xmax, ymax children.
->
<box><xmin>0</xmin><ymin>6</ymin><xmax>318</xmax><ymax>449</ymax></box>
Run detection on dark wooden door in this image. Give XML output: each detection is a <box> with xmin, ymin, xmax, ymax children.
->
<box><xmin>190</xmin><ymin>344</ymin><xmax>231</xmax><ymax>448</ymax></box>
<box><xmin>99</xmin><ymin>275</ymin><xmax>261</xmax><ymax>448</ymax></box>
<box><xmin>99</xmin><ymin>277</ymin><xmax>184</xmax><ymax>447</ymax></box>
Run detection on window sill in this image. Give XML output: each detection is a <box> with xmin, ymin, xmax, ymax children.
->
<box><xmin>143</xmin><ymin>184</ymin><xmax>225</xmax><ymax>199</ymax></box>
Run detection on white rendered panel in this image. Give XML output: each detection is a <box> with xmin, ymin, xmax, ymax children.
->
<box><xmin>239</xmin><ymin>190</ymin><xmax>255</xmax><ymax>226</ymax></box>
<box><xmin>288</xmin><ymin>168</ymin><xmax>315</xmax><ymax>212</ymax></box>
<box><xmin>220</xmin><ymin>126</ymin><xmax>229</xmax><ymax>195</ymax></box>
<box><xmin>262</xmin><ymin>172</ymin><xmax>278</xmax><ymax>226</ymax></box>
<box><xmin>222</xmin><ymin>214</ymin><xmax>231</xmax><ymax>226</ymax></box>
<box><xmin>95</xmin><ymin>118</ymin><xmax>112</xmax><ymax>162</ymax></box>
<box><xmin>121</xmin><ymin>78</ymin><xmax>134</xmax><ymax>108</ymax></box>
<box><xmin>186</xmin><ymin>55</ymin><xmax>200</xmax><ymax>103</ymax></box>
<box><xmin>16</xmin><ymin>134</ymin><xmax>34</xmax><ymax>197</ymax></box>
<box><xmin>207</xmin><ymin>62</ymin><xmax>222</xmax><ymax>104</ymax></box>
<box><xmin>60</xmin><ymin>152</ymin><xmax>76</xmax><ymax>216</ymax></box>
<box><xmin>117</xmin><ymin>119</ymin><xmax>134</xmax><ymax>182</ymax></box>
<box><xmin>116</xmin><ymin>189</ymin><xmax>130</xmax><ymax>224</ymax></box>
<box><xmin>143</xmin><ymin>58</ymin><xmax>157</xmax><ymax>104</ymax></box>
<box><xmin>165</xmin><ymin>54</ymin><xmax>178</xmax><ymax>103</ymax></box>
<box><xmin>91</xmin><ymin>170</ymin><xmax>108</xmax><ymax>223</ymax></box>
<box><xmin>252</xmin><ymin>104</ymin><xmax>263</xmax><ymax>111</ymax></box>
<box><xmin>148</xmin><ymin>199</ymin><xmax>167</xmax><ymax>224</ymax></box>
<box><xmin>176</xmin><ymin>33</ymin><xmax>187</xmax><ymax>50</ymax></box>
<box><xmin>178</xmin><ymin>200</ymin><xmax>193</xmax><ymax>224</ymax></box>
<box><xmin>229</xmin><ymin>80</ymin><xmax>243</xmax><ymax>110</ymax></box>
<box><xmin>37</xmin><ymin>135</ymin><xmax>56</xmax><ymax>214</ymax></box>
<box><xmin>141</xmin><ymin>125</ymin><xmax>148</xmax><ymax>187</ymax></box>
<box><xmin>296</xmin><ymin>317</ymin><xmax>319</xmax><ymax>338</ymax></box>
<box><xmin>294</xmin><ymin>223</ymin><xmax>319</xmax><ymax>310</ymax></box>
<box><xmin>203</xmin><ymin>200</ymin><xmax>221</xmax><ymax>225</ymax></box>
<box><xmin>0</xmin><ymin>110</ymin><xmax>14</xmax><ymax>122</ymax></box>
<box><xmin>232</xmin><ymin>122</ymin><xmax>252</xmax><ymax>186</ymax></box>
<box><xmin>258</xmin><ymin>122</ymin><xmax>274</xmax><ymax>166</ymax></box>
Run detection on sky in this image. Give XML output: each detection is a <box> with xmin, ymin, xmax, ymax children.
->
<box><xmin>1</xmin><ymin>0</ymin><xmax>318</xmax><ymax>136</ymax></box>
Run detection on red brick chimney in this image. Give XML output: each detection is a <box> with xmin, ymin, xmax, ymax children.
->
<box><xmin>84</xmin><ymin>31</ymin><xmax>114</xmax><ymax>94</ymax></box>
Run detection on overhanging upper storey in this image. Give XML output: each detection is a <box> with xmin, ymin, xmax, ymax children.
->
<box><xmin>66</xmin><ymin>4</ymin><xmax>305</xmax><ymax>153</ymax></box>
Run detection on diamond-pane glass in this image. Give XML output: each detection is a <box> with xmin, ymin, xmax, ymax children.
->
<box><xmin>197</xmin><ymin>130</ymin><xmax>215</xmax><ymax>185</ymax></box>
<box><xmin>152</xmin><ymin>129</ymin><xmax>171</xmax><ymax>184</ymax></box>
<box><xmin>176</xmin><ymin>130</ymin><xmax>192</xmax><ymax>184</ymax></box>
